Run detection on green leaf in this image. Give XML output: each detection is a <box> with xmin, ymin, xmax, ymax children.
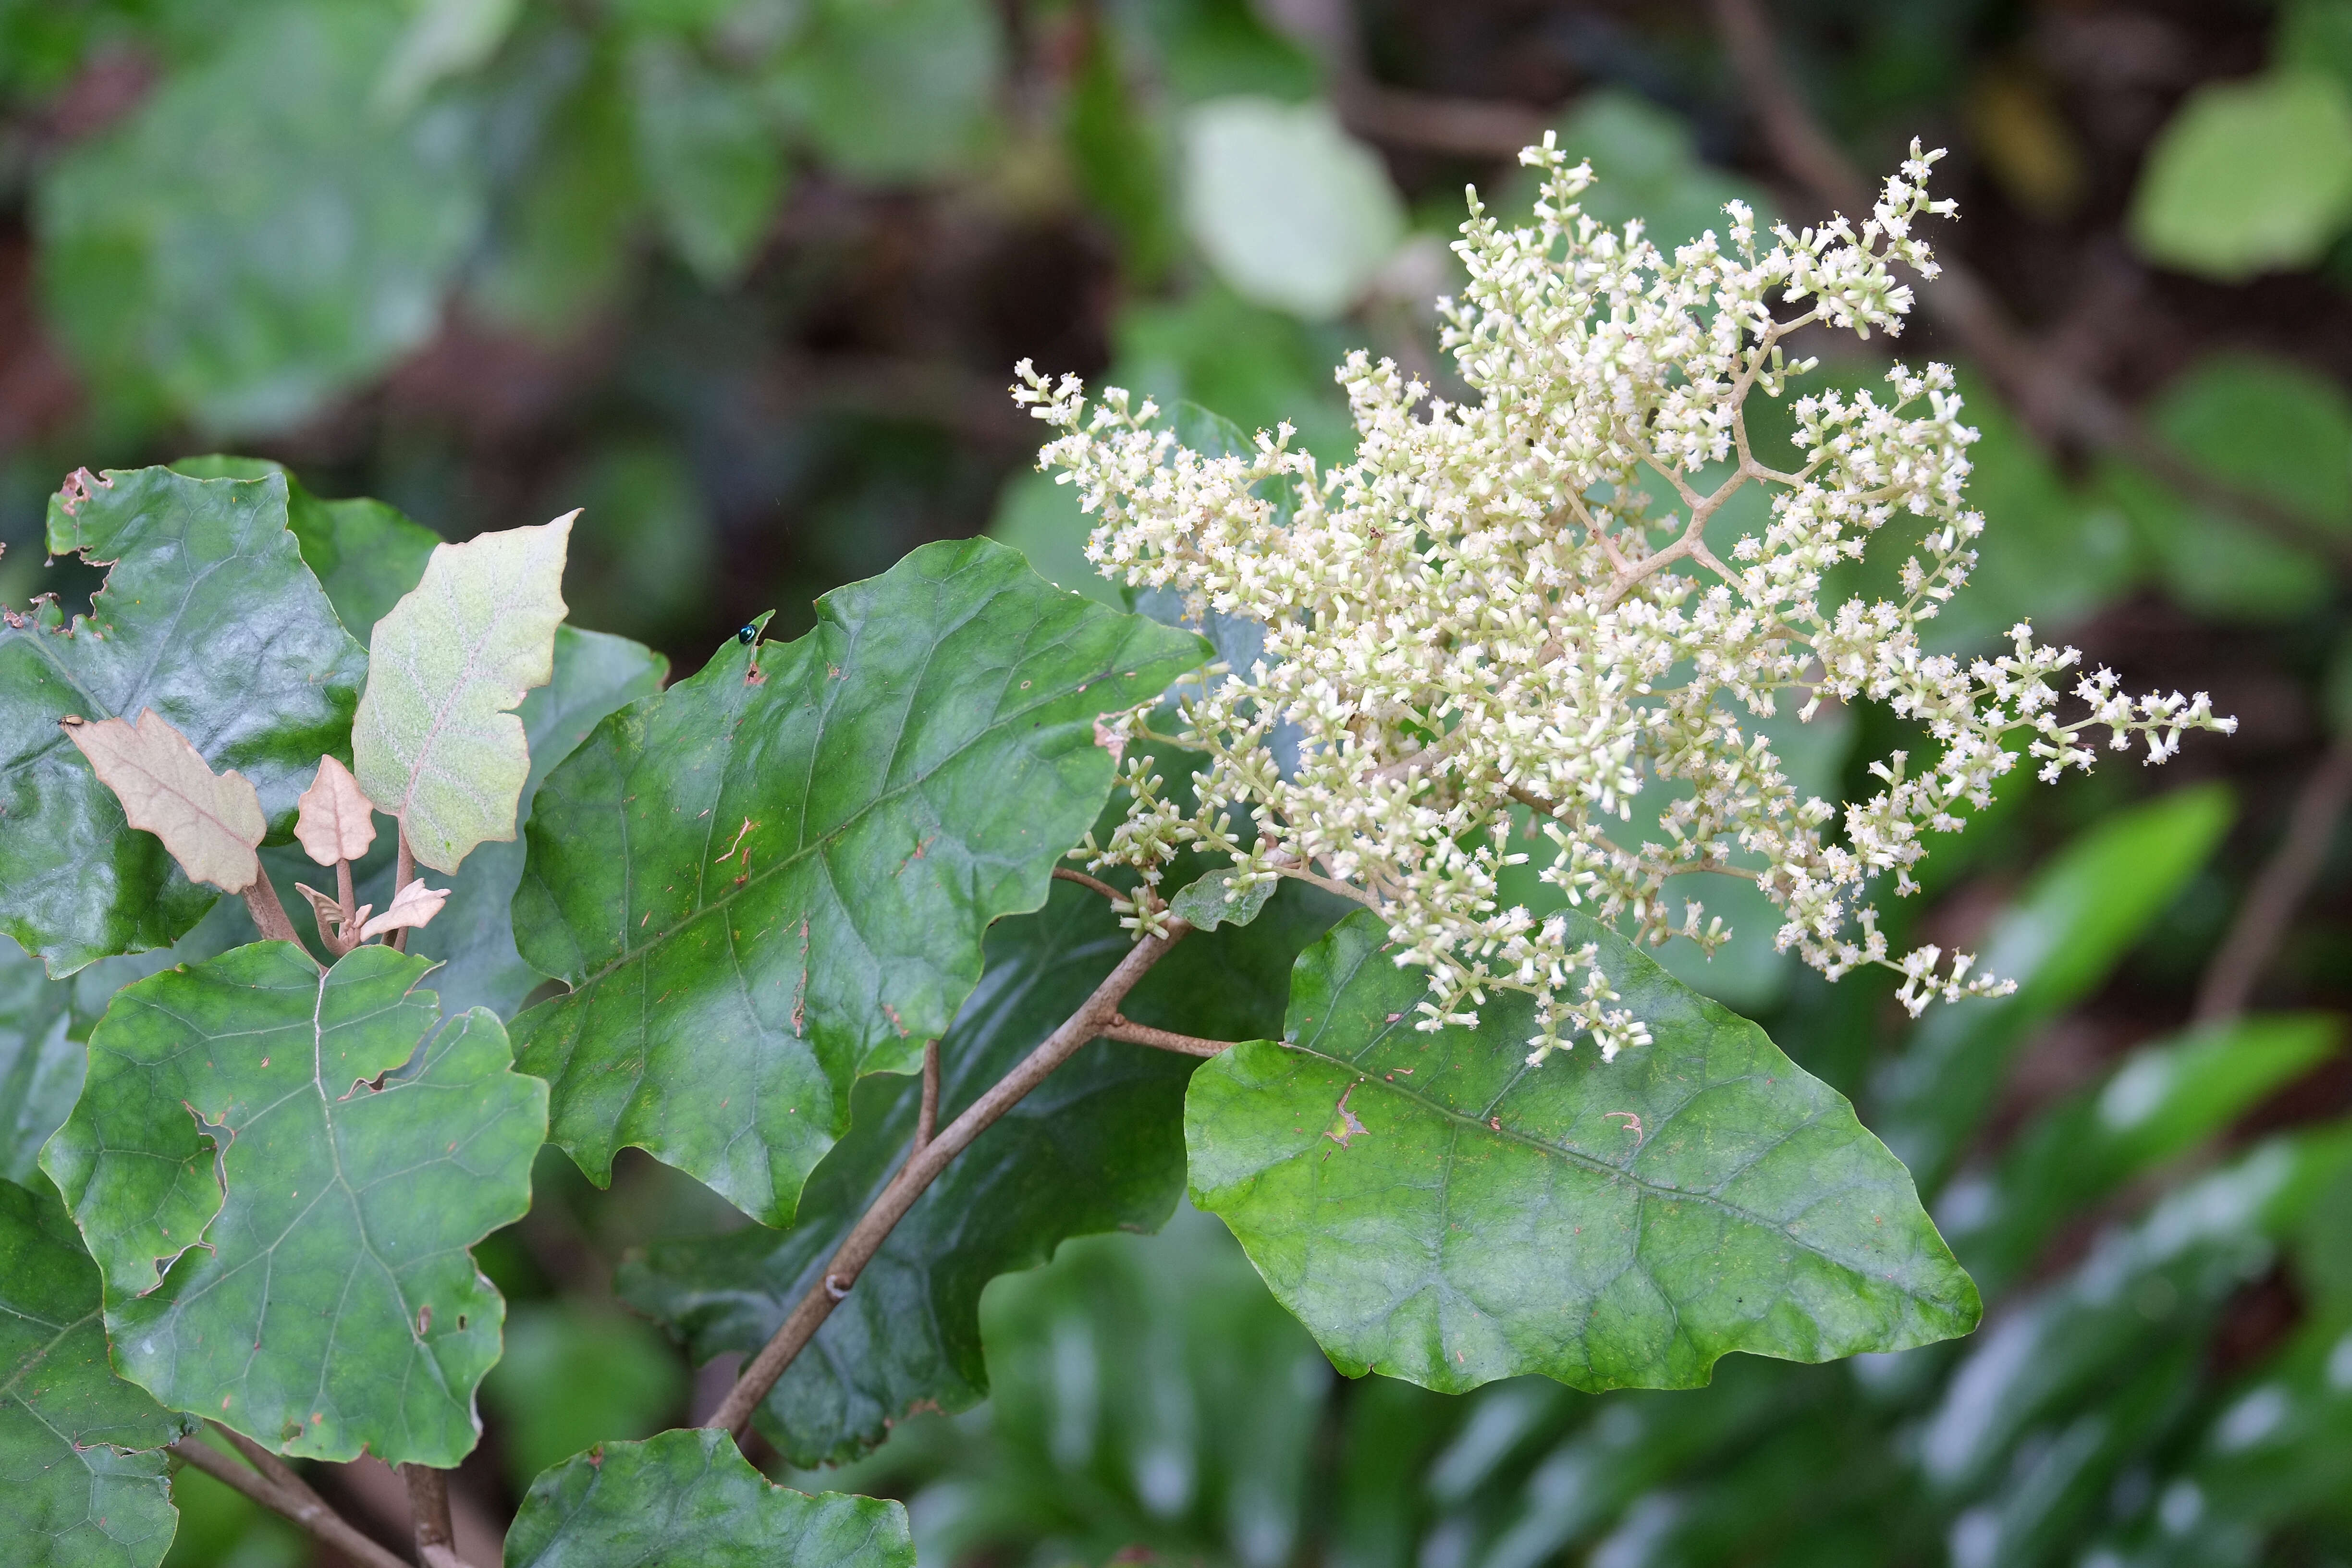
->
<box><xmin>479</xmin><ymin>1301</ymin><xmax>685</xmax><ymax>1490</ymax></box>
<box><xmin>508</xmin><ymin>1428</ymin><xmax>914</xmax><ymax>1566</ymax></box>
<box><xmin>2107</xmin><ymin>352</ymin><xmax>2352</xmax><ymax>623</ymax></box>
<box><xmin>352</xmin><ymin>513</ymin><xmax>574</xmax><ymax>875</ymax></box>
<box><xmin>383</xmin><ymin>627</ymin><xmax>667</xmax><ymax>1019</ymax></box>
<box><xmin>763</xmin><ymin>0</ymin><xmax>1003</xmax><ymax>183</ymax></box>
<box><xmin>629</xmin><ymin>37</ymin><xmax>785</xmax><ymax>286</ymax></box>
<box><xmin>32</xmin><ymin>0</ymin><xmax>487</xmax><ymax>434</ymax></box>
<box><xmin>1178</xmin><ymin>96</ymin><xmax>1405</xmax><ymax>320</ymax></box>
<box><xmin>1871</xmin><ymin>784</ymin><xmax>2234</xmax><ymax>1189</ymax></box>
<box><xmin>38</xmin><ymin>943</ymin><xmax>545</xmax><ymax>1466</ymax></box>
<box><xmin>1188</xmin><ymin>908</ymin><xmax>1980</xmax><ymax>1394</ymax></box>
<box><xmin>167</xmin><ymin>455</ymin><xmax>442</xmax><ymax>643</ymax></box>
<box><xmin>0</xmin><ymin>1176</ymin><xmax>191</xmax><ymax>1568</ymax></box>
<box><xmin>0</xmin><ymin>467</ymin><xmax>368</xmax><ymax>976</ymax></box>
<box><xmin>618</xmin><ymin>874</ymin><xmax>1341</xmax><ymax>1466</ymax></box>
<box><xmin>2</xmin><ymin>941</ymin><xmax>87</xmax><ymax>1184</ymax></box>
<box><xmin>1167</xmin><ymin>868</ymin><xmax>1276</xmax><ymax>931</ymax></box>
<box><xmin>510</xmin><ymin>537</ymin><xmax>1204</xmax><ymax>1225</ymax></box>
<box><xmin>2129</xmin><ymin>70</ymin><xmax>2352</xmax><ymax>281</ymax></box>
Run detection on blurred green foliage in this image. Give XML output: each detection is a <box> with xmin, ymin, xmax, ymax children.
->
<box><xmin>5</xmin><ymin>0</ymin><xmax>2352</xmax><ymax>1564</ymax></box>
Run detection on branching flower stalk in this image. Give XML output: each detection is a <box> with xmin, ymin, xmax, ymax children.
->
<box><xmin>1017</xmin><ymin>136</ymin><xmax>2233</xmax><ymax>1063</ymax></box>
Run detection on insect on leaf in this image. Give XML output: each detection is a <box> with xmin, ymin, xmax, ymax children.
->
<box><xmin>294</xmin><ymin>754</ymin><xmax>378</xmax><ymax>865</ymax></box>
<box><xmin>63</xmin><ymin>709</ymin><xmax>266</xmax><ymax>894</ymax></box>
<box><xmin>351</xmin><ymin>512</ymin><xmax>575</xmax><ymax>875</ymax></box>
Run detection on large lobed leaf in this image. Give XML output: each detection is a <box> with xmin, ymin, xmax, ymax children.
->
<box><xmin>352</xmin><ymin>512</ymin><xmax>574</xmax><ymax>875</ymax></box>
<box><xmin>0</xmin><ymin>467</ymin><xmax>367</xmax><ymax>975</ymax></box>
<box><xmin>506</xmin><ymin>1428</ymin><xmax>914</xmax><ymax>1567</ymax></box>
<box><xmin>39</xmin><ymin>944</ymin><xmax>544</xmax><ymax>1466</ymax></box>
<box><xmin>0</xmin><ymin>1176</ymin><xmax>191</xmax><ymax>1568</ymax></box>
<box><xmin>1188</xmin><ymin>910</ymin><xmax>1981</xmax><ymax>1394</ymax></box>
<box><xmin>509</xmin><ymin>537</ymin><xmax>1205</xmax><ymax>1225</ymax></box>
<box><xmin>620</xmin><ymin>875</ymin><xmax>1344</xmax><ymax>1466</ymax></box>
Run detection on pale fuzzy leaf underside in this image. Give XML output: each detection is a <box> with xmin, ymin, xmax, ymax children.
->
<box><xmin>63</xmin><ymin>709</ymin><xmax>266</xmax><ymax>894</ymax></box>
<box><xmin>294</xmin><ymin>753</ymin><xmax>378</xmax><ymax>865</ymax></box>
<box><xmin>359</xmin><ymin>877</ymin><xmax>448</xmax><ymax>939</ymax></box>
<box><xmin>352</xmin><ymin>511</ymin><xmax>575</xmax><ymax>875</ymax></box>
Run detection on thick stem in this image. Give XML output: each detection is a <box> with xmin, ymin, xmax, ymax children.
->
<box><xmin>914</xmin><ymin>1039</ymin><xmax>941</xmax><ymax>1152</ymax></box>
<box><xmin>401</xmin><ymin>1462</ymin><xmax>469</xmax><ymax>1568</ymax></box>
<box><xmin>2195</xmin><ymin>733</ymin><xmax>2352</xmax><ymax>1021</ymax></box>
<box><xmin>168</xmin><ymin>1436</ymin><xmax>408</xmax><ymax>1568</ymax></box>
<box><xmin>241</xmin><ymin>875</ymin><xmax>304</xmax><ymax>949</ymax></box>
<box><xmin>1102</xmin><ymin>1016</ymin><xmax>1235</xmax><ymax>1057</ymax></box>
<box><xmin>704</xmin><ymin>924</ymin><xmax>1189</xmax><ymax>1439</ymax></box>
<box><xmin>391</xmin><ymin>829</ymin><xmax>415</xmax><ymax>954</ymax></box>
<box><xmin>335</xmin><ymin>857</ymin><xmax>356</xmax><ymax>927</ymax></box>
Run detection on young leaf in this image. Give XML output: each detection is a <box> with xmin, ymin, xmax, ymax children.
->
<box><xmin>1187</xmin><ymin>909</ymin><xmax>1981</xmax><ymax>1394</ymax></box>
<box><xmin>294</xmin><ymin>754</ymin><xmax>378</xmax><ymax>866</ymax></box>
<box><xmin>505</xmin><ymin>1428</ymin><xmax>914</xmax><ymax>1568</ymax></box>
<box><xmin>293</xmin><ymin>880</ymin><xmax>365</xmax><ymax>955</ymax></box>
<box><xmin>63</xmin><ymin>710</ymin><xmax>267</xmax><ymax>894</ymax></box>
<box><xmin>350</xmin><ymin>512</ymin><xmax>575</xmax><ymax>875</ymax></box>
<box><xmin>0</xmin><ymin>467</ymin><xmax>368</xmax><ymax>974</ymax></box>
<box><xmin>0</xmin><ymin>1176</ymin><xmax>191</xmax><ymax>1568</ymax></box>
<box><xmin>358</xmin><ymin>877</ymin><xmax>447</xmax><ymax>939</ymax></box>
<box><xmin>38</xmin><ymin>945</ymin><xmax>545</xmax><ymax>1466</ymax></box>
<box><xmin>620</xmin><ymin>876</ymin><xmax>1343</xmax><ymax>1466</ymax></box>
<box><xmin>383</xmin><ymin>626</ymin><xmax>667</xmax><ymax>1018</ymax></box>
<box><xmin>509</xmin><ymin>538</ymin><xmax>1205</xmax><ymax>1225</ymax></box>
<box><xmin>1167</xmin><ymin>867</ymin><xmax>1277</xmax><ymax>931</ymax></box>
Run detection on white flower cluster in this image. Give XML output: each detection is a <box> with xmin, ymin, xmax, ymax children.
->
<box><xmin>1014</xmin><ymin>136</ymin><xmax>2233</xmax><ymax>1063</ymax></box>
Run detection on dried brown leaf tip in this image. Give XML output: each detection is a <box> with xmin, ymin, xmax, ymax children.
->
<box><xmin>359</xmin><ymin>878</ymin><xmax>448</xmax><ymax>940</ymax></box>
<box><xmin>295</xmin><ymin>755</ymin><xmax>379</xmax><ymax>866</ymax></box>
<box><xmin>63</xmin><ymin>708</ymin><xmax>264</xmax><ymax>892</ymax></box>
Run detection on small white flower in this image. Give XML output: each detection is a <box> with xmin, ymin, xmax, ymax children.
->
<box><xmin>1012</xmin><ymin>138</ymin><xmax>2230</xmax><ymax>1063</ymax></box>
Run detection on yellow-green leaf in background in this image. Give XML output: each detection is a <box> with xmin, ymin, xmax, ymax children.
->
<box><xmin>352</xmin><ymin>512</ymin><xmax>575</xmax><ymax>874</ymax></box>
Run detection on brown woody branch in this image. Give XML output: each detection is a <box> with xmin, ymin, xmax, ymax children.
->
<box><xmin>1707</xmin><ymin>0</ymin><xmax>2352</xmax><ymax>571</ymax></box>
<box><xmin>1052</xmin><ymin>866</ymin><xmax>1126</xmax><ymax>903</ymax></box>
<box><xmin>703</xmin><ymin>922</ymin><xmax>1193</xmax><ymax>1438</ymax></box>
<box><xmin>402</xmin><ymin>1462</ymin><xmax>470</xmax><ymax>1568</ymax></box>
<box><xmin>2194</xmin><ymin>733</ymin><xmax>2352</xmax><ymax>1021</ymax></box>
<box><xmin>169</xmin><ymin>1431</ymin><xmax>408</xmax><ymax>1568</ymax></box>
<box><xmin>1102</xmin><ymin>1016</ymin><xmax>1235</xmax><ymax>1057</ymax></box>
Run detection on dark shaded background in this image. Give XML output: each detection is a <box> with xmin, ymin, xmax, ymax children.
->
<box><xmin>5</xmin><ymin>1</ymin><xmax>2352</xmax><ymax>1564</ymax></box>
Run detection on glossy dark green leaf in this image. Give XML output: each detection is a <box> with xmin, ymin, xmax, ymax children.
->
<box><xmin>0</xmin><ymin>467</ymin><xmax>368</xmax><ymax>976</ymax></box>
<box><xmin>0</xmin><ymin>1176</ymin><xmax>192</xmax><ymax>1568</ymax></box>
<box><xmin>1188</xmin><ymin>909</ymin><xmax>1980</xmax><ymax>1394</ymax></box>
<box><xmin>506</xmin><ymin>1428</ymin><xmax>913</xmax><ymax>1567</ymax></box>
<box><xmin>1</xmin><ymin>940</ymin><xmax>85</xmax><ymax>1184</ymax></box>
<box><xmin>169</xmin><ymin>454</ymin><xmax>442</xmax><ymax>644</ymax></box>
<box><xmin>619</xmin><ymin>875</ymin><xmax>1340</xmax><ymax>1466</ymax></box>
<box><xmin>1872</xmin><ymin>784</ymin><xmax>2232</xmax><ymax>1189</ymax></box>
<box><xmin>33</xmin><ymin>0</ymin><xmax>485</xmax><ymax>434</ymax></box>
<box><xmin>1168</xmin><ymin>868</ymin><xmax>1276</xmax><ymax>931</ymax></box>
<box><xmin>509</xmin><ymin>537</ymin><xmax>1204</xmax><ymax>1225</ymax></box>
<box><xmin>39</xmin><ymin>944</ymin><xmax>544</xmax><ymax>1466</ymax></box>
<box><xmin>1943</xmin><ymin>1013</ymin><xmax>2339</xmax><ymax>1289</ymax></box>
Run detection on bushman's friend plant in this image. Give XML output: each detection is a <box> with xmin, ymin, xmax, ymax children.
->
<box><xmin>0</xmin><ymin>139</ymin><xmax>2227</xmax><ymax>1568</ymax></box>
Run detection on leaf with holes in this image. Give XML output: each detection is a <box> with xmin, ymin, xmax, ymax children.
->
<box><xmin>1186</xmin><ymin>909</ymin><xmax>1980</xmax><ymax>1393</ymax></box>
<box><xmin>351</xmin><ymin>512</ymin><xmax>574</xmax><ymax>875</ymax></box>
<box><xmin>509</xmin><ymin>537</ymin><xmax>1205</xmax><ymax>1225</ymax></box>
<box><xmin>0</xmin><ymin>1176</ymin><xmax>192</xmax><ymax>1568</ymax></box>
<box><xmin>0</xmin><ymin>466</ymin><xmax>367</xmax><ymax>975</ymax></box>
<box><xmin>507</xmin><ymin>1428</ymin><xmax>914</xmax><ymax>1567</ymax></box>
<box><xmin>38</xmin><ymin>944</ymin><xmax>544</xmax><ymax>1465</ymax></box>
<box><xmin>620</xmin><ymin>874</ymin><xmax>1344</xmax><ymax>1465</ymax></box>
